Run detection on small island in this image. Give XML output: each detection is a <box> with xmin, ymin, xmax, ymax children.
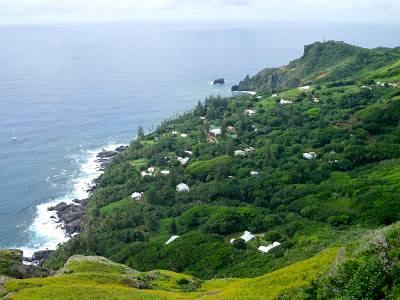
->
<box><xmin>213</xmin><ymin>78</ymin><xmax>225</xmax><ymax>84</ymax></box>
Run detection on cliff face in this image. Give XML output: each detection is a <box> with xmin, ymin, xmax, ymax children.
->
<box><xmin>232</xmin><ymin>41</ymin><xmax>400</xmax><ymax>92</ymax></box>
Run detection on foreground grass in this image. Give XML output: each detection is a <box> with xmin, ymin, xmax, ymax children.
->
<box><xmin>4</xmin><ymin>247</ymin><xmax>338</xmax><ymax>299</ymax></box>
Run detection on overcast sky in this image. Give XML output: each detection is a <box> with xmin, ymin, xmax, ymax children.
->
<box><xmin>0</xmin><ymin>0</ymin><xmax>399</xmax><ymax>24</ymax></box>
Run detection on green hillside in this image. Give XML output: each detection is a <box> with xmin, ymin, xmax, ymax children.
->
<box><xmin>2</xmin><ymin>247</ymin><xmax>338</xmax><ymax>299</ymax></box>
<box><xmin>2</xmin><ymin>40</ymin><xmax>400</xmax><ymax>299</ymax></box>
<box><xmin>232</xmin><ymin>41</ymin><xmax>400</xmax><ymax>93</ymax></box>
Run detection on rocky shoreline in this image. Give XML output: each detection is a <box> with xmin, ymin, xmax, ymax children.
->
<box><xmin>25</xmin><ymin>145</ymin><xmax>128</xmax><ymax>265</ymax></box>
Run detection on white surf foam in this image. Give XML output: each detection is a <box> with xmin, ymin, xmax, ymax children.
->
<box><xmin>18</xmin><ymin>143</ymin><xmax>126</xmax><ymax>258</ymax></box>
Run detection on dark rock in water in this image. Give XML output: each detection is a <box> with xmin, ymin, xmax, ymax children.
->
<box><xmin>97</xmin><ymin>150</ymin><xmax>118</xmax><ymax>158</ymax></box>
<box><xmin>0</xmin><ymin>249</ymin><xmax>23</xmax><ymax>263</ymax></box>
<box><xmin>57</xmin><ymin>204</ymin><xmax>86</xmax><ymax>223</ymax></box>
<box><xmin>213</xmin><ymin>78</ymin><xmax>225</xmax><ymax>84</ymax></box>
<box><xmin>27</xmin><ymin>250</ymin><xmax>54</xmax><ymax>266</ymax></box>
<box><xmin>115</xmin><ymin>145</ymin><xmax>128</xmax><ymax>152</ymax></box>
<box><xmin>87</xmin><ymin>175</ymin><xmax>103</xmax><ymax>193</ymax></box>
<box><xmin>47</xmin><ymin>202</ymin><xmax>68</xmax><ymax>212</ymax></box>
<box><xmin>53</xmin><ymin>199</ymin><xmax>89</xmax><ymax>236</ymax></box>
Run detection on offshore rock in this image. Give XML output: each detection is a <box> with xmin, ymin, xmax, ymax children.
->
<box><xmin>213</xmin><ymin>78</ymin><xmax>225</xmax><ymax>84</ymax></box>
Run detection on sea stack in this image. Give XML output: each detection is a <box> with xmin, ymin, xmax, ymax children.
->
<box><xmin>213</xmin><ymin>78</ymin><xmax>225</xmax><ymax>84</ymax></box>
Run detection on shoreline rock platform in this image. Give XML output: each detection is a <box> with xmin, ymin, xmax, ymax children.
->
<box><xmin>26</xmin><ymin>145</ymin><xmax>128</xmax><ymax>265</ymax></box>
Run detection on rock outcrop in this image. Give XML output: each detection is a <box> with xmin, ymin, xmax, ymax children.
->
<box><xmin>24</xmin><ymin>250</ymin><xmax>54</xmax><ymax>266</ymax></box>
<box><xmin>213</xmin><ymin>78</ymin><xmax>225</xmax><ymax>84</ymax></box>
<box><xmin>0</xmin><ymin>249</ymin><xmax>23</xmax><ymax>263</ymax></box>
<box><xmin>48</xmin><ymin>199</ymin><xmax>88</xmax><ymax>235</ymax></box>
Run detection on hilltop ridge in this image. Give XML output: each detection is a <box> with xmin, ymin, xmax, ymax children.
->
<box><xmin>232</xmin><ymin>41</ymin><xmax>400</xmax><ymax>92</ymax></box>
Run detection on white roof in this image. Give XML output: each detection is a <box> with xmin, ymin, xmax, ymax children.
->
<box><xmin>280</xmin><ymin>99</ymin><xmax>293</xmax><ymax>104</ymax></box>
<box><xmin>250</xmin><ymin>171</ymin><xmax>259</xmax><ymax>176</ymax></box>
<box><xmin>230</xmin><ymin>238</ymin><xmax>236</xmax><ymax>245</ymax></box>
<box><xmin>258</xmin><ymin>242</ymin><xmax>281</xmax><ymax>253</ymax></box>
<box><xmin>184</xmin><ymin>150</ymin><xmax>193</xmax><ymax>155</ymax></box>
<box><xmin>240</xmin><ymin>231</ymin><xmax>254</xmax><ymax>243</ymax></box>
<box><xmin>177</xmin><ymin>157</ymin><xmax>189</xmax><ymax>163</ymax></box>
<box><xmin>160</xmin><ymin>170</ymin><xmax>170</xmax><ymax>175</ymax></box>
<box><xmin>181</xmin><ymin>133</ymin><xmax>188</xmax><ymax>137</ymax></box>
<box><xmin>176</xmin><ymin>183</ymin><xmax>190</xmax><ymax>192</ymax></box>
<box><xmin>303</xmin><ymin>152</ymin><xmax>316</xmax><ymax>159</ymax></box>
<box><xmin>211</xmin><ymin>128</ymin><xmax>221</xmax><ymax>135</ymax></box>
<box><xmin>234</xmin><ymin>150</ymin><xmax>246</xmax><ymax>156</ymax></box>
<box><xmin>242</xmin><ymin>91</ymin><xmax>256</xmax><ymax>95</ymax></box>
<box><xmin>165</xmin><ymin>235</ymin><xmax>180</xmax><ymax>245</ymax></box>
<box><xmin>172</xmin><ymin>131</ymin><xmax>178</xmax><ymax>135</ymax></box>
<box><xmin>141</xmin><ymin>171</ymin><xmax>152</xmax><ymax>177</ymax></box>
<box><xmin>148</xmin><ymin>167</ymin><xmax>155</xmax><ymax>173</ymax></box>
<box><xmin>131</xmin><ymin>192</ymin><xmax>142</xmax><ymax>200</ymax></box>
<box><xmin>244</xmin><ymin>109</ymin><xmax>256</xmax><ymax>115</ymax></box>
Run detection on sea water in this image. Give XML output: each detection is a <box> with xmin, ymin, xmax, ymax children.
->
<box><xmin>0</xmin><ymin>21</ymin><xmax>399</xmax><ymax>256</ymax></box>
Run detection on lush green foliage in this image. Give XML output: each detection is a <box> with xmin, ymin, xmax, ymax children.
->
<box><xmin>233</xmin><ymin>41</ymin><xmax>400</xmax><ymax>93</ymax></box>
<box><xmin>29</xmin><ymin>41</ymin><xmax>400</xmax><ymax>299</ymax></box>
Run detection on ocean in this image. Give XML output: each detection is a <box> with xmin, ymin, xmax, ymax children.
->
<box><xmin>0</xmin><ymin>21</ymin><xmax>399</xmax><ymax>256</ymax></box>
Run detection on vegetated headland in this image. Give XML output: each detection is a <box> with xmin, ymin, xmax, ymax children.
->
<box><xmin>2</xmin><ymin>40</ymin><xmax>400</xmax><ymax>299</ymax></box>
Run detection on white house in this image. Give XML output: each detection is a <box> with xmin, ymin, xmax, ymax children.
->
<box><xmin>160</xmin><ymin>170</ymin><xmax>170</xmax><ymax>176</ymax></box>
<box><xmin>271</xmin><ymin>94</ymin><xmax>278</xmax><ymax>98</ymax></box>
<box><xmin>172</xmin><ymin>130</ymin><xmax>178</xmax><ymax>135</ymax></box>
<box><xmin>184</xmin><ymin>150</ymin><xmax>193</xmax><ymax>155</ymax></box>
<box><xmin>181</xmin><ymin>133</ymin><xmax>188</xmax><ymax>137</ymax></box>
<box><xmin>141</xmin><ymin>171</ymin><xmax>152</xmax><ymax>177</ymax></box>
<box><xmin>298</xmin><ymin>86</ymin><xmax>311</xmax><ymax>91</ymax></box>
<box><xmin>234</xmin><ymin>150</ymin><xmax>246</xmax><ymax>156</ymax></box>
<box><xmin>236</xmin><ymin>91</ymin><xmax>256</xmax><ymax>95</ymax></box>
<box><xmin>244</xmin><ymin>109</ymin><xmax>256</xmax><ymax>116</ymax></box>
<box><xmin>165</xmin><ymin>235</ymin><xmax>180</xmax><ymax>245</ymax></box>
<box><xmin>148</xmin><ymin>167</ymin><xmax>155</xmax><ymax>173</ymax></box>
<box><xmin>210</xmin><ymin>128</ymin><xmax>222</xmax><ymax>135</ymax></box>
<box><xmin>258</xmin><ymin>242</ymin><xmax>281</xmax><ymax>253</ymax></box>
<box><xmin>230</xmin><ymin>238</ymin><xmax>236</xmax><ymax>245</ymax></box>
<box><xmin>177</xmin><ymin>157</ymin><xmax>189</xmax><ymax>164</ymax></box>
<box><xmin>131</xmin><ymin>192</ymin><xmax>142</xmax><ymax>201</ymax></box>
<box><xmin>280</xmin><ymin>99</ymin><xmax>293</xmax><ymax>104</ymax></box>
<box><xmin>250</xmin><ymin>171</ymin><xmax>259</xmax><ymax>176</ymax></box>
<box><xmin>303</xmin><ymin>152</ymin><xmax>316</xmax><ymax>159</ymax></box>
<box><xmin>245</xmin><ymin>147</ymin><xmax>256</xmax><ymax>153</ymax></box>
<box><xmin>240</xmin><ymin>231</ymin><xmax>255</xmax><ymax>243</ymax></box>
<box><xmin>176</xmin><ymin>183</ymin><xmax>190</xmax><ymax>192</ymax></box>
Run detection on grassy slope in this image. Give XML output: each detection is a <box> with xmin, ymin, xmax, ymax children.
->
<box><xmin>4</xmin><ymin>247</ymin><xmax>338</xmax><ymax>299</ymax></box>
<box><xmin>235</xmin><ymin>41</ymin><xmax>400</xmax><ymax>92</ymax></box>
<box><xmin>5</xmin><ymin>40</ymin><xmax>400</xmax><ymax>299</ymax></box>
